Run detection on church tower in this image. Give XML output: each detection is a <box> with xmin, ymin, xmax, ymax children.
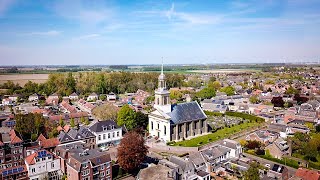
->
<box><xmin>154</xmin><ymin>62</ymin><xmax>171</xmax><ymax>113</ymax></box>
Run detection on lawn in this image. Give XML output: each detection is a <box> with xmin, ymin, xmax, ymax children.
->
<box><xmin>171</xmin><ymin>122</ymin><xmax>259</xmax><ymax>147</ymax></box>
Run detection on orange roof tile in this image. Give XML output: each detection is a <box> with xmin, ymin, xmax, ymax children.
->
<box><xmin>39</xmin><ymin>138</ymin><xmax>60</xmax><ymax>148</ymax></box>
<box><xmin>295</xmin><ymin>168</ymin><xmax>320</xmax><ymax>180</ymax></box>
<box><xmin>25</xmin><ymin>152</ymin><xmax>37</xmax><ymax>165</ymax></box>
<box><xmin>37</xmin><ymin>134</ymin><xmax>46</xmax><ymax>142</ymax></box>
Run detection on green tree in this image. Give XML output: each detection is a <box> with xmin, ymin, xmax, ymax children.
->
<box><xmin>285</xmin><ymin>86</ymin><xmax>299</xmax><ymax>95</ymax></box>
<box><xmin>249</xmin><ymin>95</ymin><xmax>259</xmax><ymax>104</ymax></box>
<box><xmin>196</xmin><ymin>87</ymin><xmax>216</xmax><ymax>99</ymax></box>
<box><xmin>219</xmin><ymin>86</ymin><xmax>235</xmax><ymax>96</ymax></box>
<box><xmin>70</xmin><ymin>118</ymin><xmax>75</xmax><ymax>128</ymax></box>
<box><xmin>243</xmin><ymin>162</ymin><xmax>260</xmax><ymax>180</ymax></box>
<box><xmin>170</xmin><ymin>90</ymin><xmax>183</xmax><ymax>100</ymax></box>
<box><xmin>117</xmin><ymin>105</ymin><xmax>136</xmax><ymax>131</ymax></box>
<box><xmin>59</xmin><ymin>117</ymin><xmax>65</xmax><ymax>127</ymax></box>
<box><xmin>135</xmin><ymin>111</ymin><xmax>149</xmax><ymax>129</ymax></box>
<box><xmin>92</xmin><ymin>103</ymin><xmax>119</xmax><ymax>121</ymax></box>
<box><xmin>65</xmin><ymin>72</ymin><xmax>76</xmax><ymax>95</ymax></box>
<box><xmin>84</xmin><ymin>118</ymin><xmax>90</xmax><ymax>125</ymax></box>
<box><xmin>208</xmin><ymin>81</ymin><xmax>221</xmax><ymax>90</ymax></box>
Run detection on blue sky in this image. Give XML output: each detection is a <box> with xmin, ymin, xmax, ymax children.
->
<box><xmin>0</xmin><ymin>0</ymin><xmax>319</xmax><ymax>65</ymax></box>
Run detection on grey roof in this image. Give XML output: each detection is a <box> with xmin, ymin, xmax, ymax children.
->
<box><xmin>201</xmin><ymin>146</ymin><xmax>230</xmax><ymax>161</ymax></box>
<box><xmin>169</xmin><ymin>156</ymin><xmax>194</xmax><ymax>172</ymax></box>
<box><xmin>89</xmin><ymin>120</ymin><xmax>120</xmax><ymax>132</ymax></box>
<box><xmin>168</xmin><ymin>101</ymin><xmax>206</xmax><ymax>124</ymax></box>
<box><xmin>188</xmin><ymin>152</ymin><xmax>205</xmax><ymax>167</ymax></box>
<box><xmin>59</xmin><ymin>126</ymin><xmax>95</xmax><ymax>143</ymax></box>
<box><xmin>69</xmin><ymin>92</ymin><xmax>78</xmax><ymax>96</ymax></box>
<box><xmin>220</xmin><ymin>139</ymin><xmax>239</xmax><ymax>150</ymax></box>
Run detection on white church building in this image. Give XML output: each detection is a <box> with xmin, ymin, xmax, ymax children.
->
<box><xmin>148</xmin><ymin>64</ymin><xmax>208</xmax><ymax>142</ymax></box>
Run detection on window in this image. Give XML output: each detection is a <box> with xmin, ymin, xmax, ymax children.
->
<box><xmin>51</xmin><ymin>162</ymin><xmax>55</xmax><ymax>168</ymax></box>
<box><xmin>32</xmin><ymin>168</ymin><xmax>35</xmax><ymax>173</ymax></box>
<box><xmin>117</xmin><ymin>131</ymin><xmax>119</xmax><ymax>137</ymax></box>
<box><xmin>106</xmin><ymin>162</ymin><xmax>110</xmax><ymax>168</ymax></box>
<box><xmin>42</xmin><ymin>158</ymin><xmax>46</xmax><ymax>161</ymax></box>
<box><xmin>101</xmin><ymin>172</ymin><xmax>105</xmax><ymax>177</ymax></box>
<box><xmin>98</xmin><ymin>135</ymin><xmax>101</xmax><ymax>140</ymax></box>
<box><xmin>14</xmin><ymin>163</ymin><xmax>17</xmax><ymax>167</ymax></box>
<box><xmin>101</xmin><ymin>165</ymin><xmax>104</xmax><ymax>170</ymax></box>
<box><xmin>106</xmin><ymin>170</ymin><xmax>110</xmax><ymax>175</ymax></box>
<box><xmin>164</xmin><ymin>125</ymin><xmax>166</xmax><ymax>135</ymax></box>
<box><xmin>82</xmin><ymin>169</ymin><xmax>90</xmax><ymax>176</ymax></box>
<box><xmin>158</xmin><ymin>123</ymin><xmax>159</xmax><ymax>130</ymax></box>
<box><xmin>112</xmin><ymin>132</ymin><xmax>115</xmax><ymax>138</ymax></box>
<box><xmin>151</xmin><ymin>121</ymin><xmax>153</xmax><ymax>130</ymax></box>
<box><xmin>108</xmin><ymin>133</ymin><xmax>110</xmax><ymax>138</ymax></box>
<box><xmin>103</xmin><ymin>134</ymin><xmax>106</xmax><ymax>140</ymax></box>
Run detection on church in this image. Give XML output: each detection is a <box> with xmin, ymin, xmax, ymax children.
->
<box><xmin>148</xmin><ymin>65</ymin><xmax>208</xmax><ymax>142</ymax></box>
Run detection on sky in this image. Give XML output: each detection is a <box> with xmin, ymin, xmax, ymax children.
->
<box><xmin>0</xmin><ymin>0</ymin><xmax>320</xmax><ymax>65</ymax></box>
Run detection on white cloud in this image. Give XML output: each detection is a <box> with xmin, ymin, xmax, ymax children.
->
<box><xmin>52</xmin><ymin>0</ymin><xmax>113</xmax><ymax>25</ymax></box>
<box><xmin>28</xmin><ymin>30</ymin><xmax>62</xmax><ymax>36</ymax></box>
<box><xmin>72</xmin><ymin>34</ymin><xmax>101</xmax><ymax>41</ymax></box>
<box><xmin>0</xmin><ymin>0</ymin><xmax>15</xmax><ymax>15</ymax></box>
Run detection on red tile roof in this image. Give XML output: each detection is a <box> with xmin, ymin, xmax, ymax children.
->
<box><xmin>25</xmin><ymin>152</ymin><xmax>37</xmax><ymax>165</ymax></box>
<box><xmin>39</xmin><ymin>138</ymin><xmax>60</xmax><ymax>148</ymax></box>
<box><xmin>37</xmin><ymin>134</ymin><xmax>46</xmax><ymax>142</ymax></box>
<box><xmin>9</xmin><ymin>129</ymin><xmax>23</xmax><ymax>144</ymax></box>
<box><xmin>295</xmin><ymin>168</ymin><xmax>320</xmax><ymax>180</ymax></box>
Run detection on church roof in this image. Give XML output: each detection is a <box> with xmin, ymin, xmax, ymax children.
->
<box><xmin>168</xmin><ymin>101</ymin><xmax>207</xmax><ymax>124</ymax></box>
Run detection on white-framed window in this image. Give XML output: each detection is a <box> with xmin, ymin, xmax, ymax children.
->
<box><xmin>151</xmin><ymin>121</ymin><xmax>153</xmax><ymax>130</ymax></box>
<box><xmin>112</xmin><ymin>132</ymin><xmax>115</xmax><ymax>138</ymax></box>
<box><xmin>82</xmin><ymin>169</ymin><xmax>90</xmax><ymax>176</ymax></box>
<box><xmin>101</xmin><ymin>172</ymin><xmax>105</xmax><ymax>177</ymax></box>
<box><xmin>51</xmin><ymin>162</ymin><xmax>55</xmax><ymax>168</ymax></box>
<box><xmin>32</xmin><ymin>168</ymin><xmax>35</xmax><ymax>173</ymax></box>
<box><xmin>100</xmin><ymin>165</ymin><xmax>104</xmax><ymax>170</ymax></box>
<box><xmin>106</xmin><ymin>162</ymin><xmax>110</xmax><ymax>168</ymax></box>
<box><xmin>108</xmin><ymin>133</ymin><xmax>110</xmax><ymax>138</ymax></box>
<box><xmin>117</xmin><ymin>131</ymin><xmax>119</xmax><ymax>137</ymax></box>
<box><xmin>106</xmin><ymin>170</ymin><xmax>110</xmax><ymax>175</ymax></box>
<box><xmin>103</xmin><ymin>134</ymin><xmax>106</xmax><ymax>140</ymax></box>
<box><xmin>98</xmin><ymin>135</ymin><xmax>101</xmax><ymax>140</ymax></box>
<box><xmin>164</xmin><ymin>125</ymin><xmax>166</xmax><ymax>135</ymax></box>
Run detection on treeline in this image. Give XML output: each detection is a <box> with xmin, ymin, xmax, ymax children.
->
<box><xmin>0</xmin><ymin>72</ymin><xmax>185</xmax><ymax>98</ymax></box>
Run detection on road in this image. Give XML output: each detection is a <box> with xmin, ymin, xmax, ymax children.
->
<box><xmin>244</xmin><ymin>153</ymin><xmax>297</xmax><ymax>178</ymax></box>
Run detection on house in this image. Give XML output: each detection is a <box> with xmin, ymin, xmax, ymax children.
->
<box><xmin>87</xmin><ymin>92</ymin><xmax>98</xmax><ymax>101</ymax></box>
<box><xmin>294</xmin><ymin>168</ymin><xmax>320</xmax><ymax>180</ymax></box>
<box><xmin>237</xmin><ymin>103</ymin><xmax>249</xmax><ymax>113</ymax></box>
<box><xmin>200</xmin><ymin>145</ymin><xmax>231</xmax><ymax>172</ymax></box>
<box><xmin>201</xmin><ymin>99</ymin><xmax>228</xmax><ymax>113</ymax></box>
<box><xmin>89</xmin><ymin>120</ymin><xmax>123</xmax><ymax>148</ymax></box>
<box><xmin>246</xmin><ymin>130</ymin><xmax>278</xmax><ymax>144</ymax></box>
<box><xmin>188</xmin><ymin>152</ymin><xmax>208</xmax><ymax>173</ymax></box>
<box><xmin>0</xmin><ymin>130</ymin><xmax>28</xmax><ymax>180</ymax></box>
<box><xmin>107</xmin><ymin>92</ymin><xmax>117</xmax><ymax>102</ymax></box>
<box><xmin>58</xmin><ymin>126</ymin><xmax>96</xmax><ymax>149</ymax></box>
<box><xmin>2</xmin><ymin>98</ymin><xmax>13</xmax><ymax>106</ymax></box>
<box><xmin>28</xmin><ymin>93</ymin><xmax>39</xmax><ymax>102</ymax></box>
<box><xmin>168</xmin><ymin>155</ymin><xmax>197</xmax><ymax>180</ymax></box>
<box><xmin>8</xmin><ymin>94</ymin><xmax>19</xmax><ymax>102</ymax></box>
<box><xmin>149</xmin><ymin>65</ymin><xmax>208</xmax><ymax>142</ymax></box>
<box><xmin>66</xmin><ymin>148</ymin><xmax>112</xmax><ymax>180</ymax></box>
<box><xmin>77</xmin><ymin>99</ymin><xmax>96</xmax><ymax>113</ymax></box>
<box><xmin>267</xmin><ymin>164</ymin><xmax>289</xmax><ymax>180</ymax></box>
<box><xmin>137</xmin><ymin>164</ymin><xmax>176</xmax><ymax>180</ymax></box>
<box><xmin>49</xmin><ymin>112</ymin><xmax>89</xmax><ymax>124</ymax></box>
<box><xmin>46</xmin><ymin>93</ymin><xmax>59</xmax><ymax>105</ymax></box>
<box><xmin>219</xmin><ymin>139</ymin><xmax>242</xmax><ymax>158</ymax></box>
<box><xmin>37</xmin><ymin>135</ymin><xmax>60</xmax><ymax>153</ymax></box>
<box><xmin>60</xmin><ymin>101</ymin><xmax>77</xmax><ymax>113</ymax></box>
<box><xmin>266</xmin><ymin>138</ymin><xmax>289</xmax><ymax>159</ymax></box>
<box><xmin>25</xmin><ymin>149</ymin><xmax>63</xmax><ymax>180</ymax></box>
<box><xmin>55</xmin><ymin>142</ymin><xmax>86</xmax><ymax>174</ymax></box>
<box><xmin>69</xmin><ymin>92</ymin><xmax>79</xmax><ymax>101</ymax></box>
<box><xmin>1</xmin><ymin>114</ymin><xmax>16</xmax><ymax>128</ymax></box>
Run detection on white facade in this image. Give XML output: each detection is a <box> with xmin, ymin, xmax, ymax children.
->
<box><xmin>28</xmin><ymin>95</ymin><xmax>39</xmax><ymax>102</ymax></box>
<box><xmin>26</xmin><ymin>151</ymin><xmax>62</xmax><ymax>180</ymax></box>
<box><xmin>149</xmin><ymin>110</ymin><xmax>171</xmax><ymax>142</ymax></box>
<box><xmin>94</xmin><ymin>128</ymin><xmax>122</xmax><ymax>147</ymax></box>
<box><xmin>87</xmin><ymin>94</ymin><xmax>98</xmax><ymax>101</ymax></box>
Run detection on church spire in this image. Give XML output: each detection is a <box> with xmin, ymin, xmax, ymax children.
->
<box><xmin>161</xmin><ymin>57</ymin><xmax>164</xmax><ymax>75</ymax></box>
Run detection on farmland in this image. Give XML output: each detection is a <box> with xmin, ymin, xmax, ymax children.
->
<box><xmin>0</xmin><ymin>74</ymin><xmax>49</xmax><ymax>86</ymax></box>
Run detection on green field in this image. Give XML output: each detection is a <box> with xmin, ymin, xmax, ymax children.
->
<box><xmin>170</xmin><ymin>121</ymin><xmax>260</xmax><ymax>147</ymax></box>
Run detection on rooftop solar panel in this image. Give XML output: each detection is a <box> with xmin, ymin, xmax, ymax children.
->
<box><xmin>7</xmin><ymin>170</ymin><xmax>12</xmax><ymax>175</ymax></box>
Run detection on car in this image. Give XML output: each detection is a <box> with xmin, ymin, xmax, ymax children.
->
<box><xmin>265</xmin><ymin>164</ymin><xmax>271</xmax><ymax>168</ymax></box>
